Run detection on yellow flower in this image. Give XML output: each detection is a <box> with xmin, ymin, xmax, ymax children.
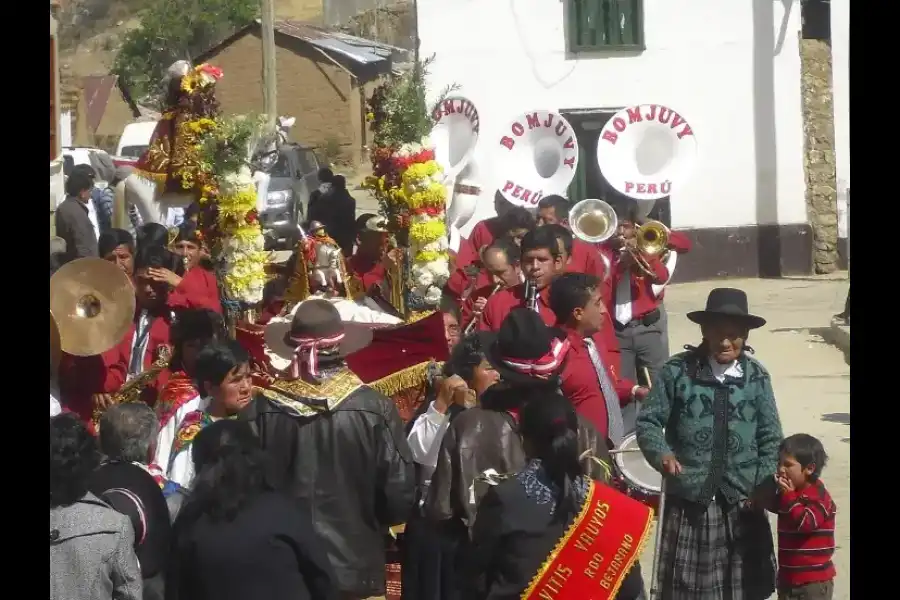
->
<box><xmin>409</xmin><ymin>220</ymin><xmax>446</xmax><ymax>245</ymax></box>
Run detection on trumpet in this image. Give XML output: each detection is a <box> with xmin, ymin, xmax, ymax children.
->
<box><xmin>622</xmin><ymin>220</ymin><xmax>670</xmax><ymax>279</ymax></box>
<box><xmin>463</xmin><ymin>283</ymin><xmax>502</xmax><ymax>335</ymax></box>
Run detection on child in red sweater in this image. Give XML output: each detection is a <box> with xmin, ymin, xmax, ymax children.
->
<box><xmin>776</xmin><ymin>434</ymin><xmax>837</xmax><ymax>600</ymax></box>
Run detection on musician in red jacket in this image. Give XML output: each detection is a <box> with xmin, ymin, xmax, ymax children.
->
<box><xmin>549</xmin><ymin>273</ymin><xmax>648</xmax><ymax>446</ymax></box>
<box><xmin>478</xmin><ymin>227</ymin><xmax>623</xmax><ymax>368</ymax></box>
<box><xmin>608</xmin><ymin>205</ymin><xmax>692</xmax><ymax>432</ymax></box>
<box><xmin>451</xmin><ymin>194</ymin><xmax>534</xmax><ymax>273</ymax></box>
<box><xmin>459</xmin><ymin>237</ymin><xmax>523</xmax><ymax>332</ymax></box>
<box><xmin>536</xmin><ymin>195</ymin><xmax>609</xmax><ymax>284</ymax></box>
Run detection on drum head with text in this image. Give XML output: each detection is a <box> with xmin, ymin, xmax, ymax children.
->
<box><xmin>596</xmin><ymin>104</ymin><xmax>698</xmax><ymax>201</ymax></box>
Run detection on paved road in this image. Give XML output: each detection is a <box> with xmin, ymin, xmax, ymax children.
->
<box><xmin>636</xmin><ymin>277</ymin><xmax>851</xmax><ymax>599</ymax></box>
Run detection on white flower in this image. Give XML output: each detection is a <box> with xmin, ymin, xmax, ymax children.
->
<box><xmin>424</xmin><ymin>286</ymin><xmax>443</xmax><ymax>305</ymax></box>
<box><xmin>426</xmin><ymin>258</ymin><xmax>450</xmax><ymax>279</ymax></box>
<box><xmin>420</xmin><ymin>136</ymin><xmax>433</xmax><ymax>149</ymax></box>
<box><xmin>422</xmin><ymin>238</ymin><xmax>449</xmax><ymax>253</ymax></box>
<box><xmin>411</xmin><ymin>264</ymin><xmax>434</xmax><ymax>288</ymax></box>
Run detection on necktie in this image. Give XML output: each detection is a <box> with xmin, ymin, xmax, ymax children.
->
<box><xmin>614</xmin><ymin>268</ymin><xmax>633</xmax><ymax>325</ymax></box>
<box><xmin>583</xmin><ymin>338</ymin><xmax>625</xmax><ymax>446</ymax></box>
<box><xmin>129</xmin><ymin>312</ymin><xmax>151</xmax><ymax>376</ymax></box>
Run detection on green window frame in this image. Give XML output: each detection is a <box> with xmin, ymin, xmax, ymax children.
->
<box><xmin>567</xmin><ymin>0</ymin><xmax>645</xmax><ymax>52</ymax></box>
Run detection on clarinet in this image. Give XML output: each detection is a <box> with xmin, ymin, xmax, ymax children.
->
<box><xmin>525</xmin><ymin>279</ymin><xmax>538</xmax><ymax>312</ymax></box>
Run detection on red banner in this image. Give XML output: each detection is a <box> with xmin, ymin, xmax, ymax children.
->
<box><xmin>522</xmin><ymin>480</ymin><xmax>654</xmax><ymax>600</ymax></box>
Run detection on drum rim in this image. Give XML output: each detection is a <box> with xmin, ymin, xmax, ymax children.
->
<box><xmin>614</xmin><ymin>432</ymin><xmax>663</xmax><ymax>494</ymax></box>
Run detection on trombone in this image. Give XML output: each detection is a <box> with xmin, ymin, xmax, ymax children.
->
<box><xmin>624</xmin><ymin>220</ymin><xmax>670</xmax><ymax>279</ymax></box>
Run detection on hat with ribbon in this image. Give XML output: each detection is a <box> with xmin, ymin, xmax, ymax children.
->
<box><xmin>686</xmin><ymin>287</ymin><xmax>766</xmax><ymax>329</ymax></box>
<box><xmin>264</xmin><ymin>299</ymin><xmax>373</xmax><ymax>379</ymax></box>
<box><xmin>481</xmin><ymin>308</ymin><xmax>570</xmax><ymax>386</ymax></box>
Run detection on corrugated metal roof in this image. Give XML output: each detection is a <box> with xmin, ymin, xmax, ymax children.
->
<box><xmin>261</xmin><ymin>19</ymin><xmax>407</xmax><ymax>66</ymax></box>
<box><xmin>82</xmin><ymin>75</ymin><xmax>118</xmax><ymax>132</ymax></box>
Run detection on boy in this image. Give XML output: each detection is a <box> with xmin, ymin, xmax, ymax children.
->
<box><xmin>777</xmin><ymin>433</ymin><xmax>837</xmax><ymax>600</ymax></box>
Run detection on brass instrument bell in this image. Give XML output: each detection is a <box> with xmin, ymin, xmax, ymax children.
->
<box><xmin>569</xmin><ymin>199</ymin><xmax>618</xmax><ymax>244</ymax></box>
<box><xmin>634</xmin><ymin>220</ymin><xmax>670</xmax><ymax>257</ymax></box>
<box><xmin>49</xmin><ymin>258</ymin><xmax>135</xmax><ymax>357</ymax></box>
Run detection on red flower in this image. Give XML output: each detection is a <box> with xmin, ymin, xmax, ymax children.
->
<box><xmin>246</xmin><ymin>209</ymin><xmax>258</xmax><ymax>224</ymax></box>
<box><xmin>199</xmin><ymin>64</ymin><xmax>224</xmax><ymax>80</ymax></box>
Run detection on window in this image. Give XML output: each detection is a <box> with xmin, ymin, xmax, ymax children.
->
<box><xmin>567</xmin><ymin>0</ymin><xmax>645</xmax><ymax>52</ymax></box>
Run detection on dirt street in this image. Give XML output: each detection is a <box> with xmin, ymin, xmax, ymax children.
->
<box><xmin>636</xmin><ymin>277</ymin><xmax>851</xmax><ymax>599</ymax></box>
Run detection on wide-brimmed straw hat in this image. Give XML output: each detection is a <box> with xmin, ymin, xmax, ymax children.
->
<box><xmin>686</xmin><ymin>288</ymin><xmax>766</xmax><ymax>330</ymax></box>
<box><xmin>265</xmin><ymin>299</ymin><xmax>373</xmax><ymax>377</ymax></box>
<box><xmin>480</xmin><ymin>308</ymin><xmax>569</xmax><ymax>387</ymax></box>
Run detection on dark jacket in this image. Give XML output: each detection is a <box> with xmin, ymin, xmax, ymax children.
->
<box><xmin>461</xmin><ymin>471</ymin><xmax>644</xmax><ymax>600</ymax></box>
<box><xmin>425</xmin><ymin>392</ymin><xmax>612</xmax><ymax>531</ymax></box>
<box><xmin>165</xmin><ymin>491</ymin><xmax>337</xmax><ymax>600</ymax></box>
<box><xmin>240</xmin><ymin>378</ymin><xmax>416</xmax><ymax>597</ymax></box>
<box><xmin>55</xmin><ymin>196</ymin><xmax>98</xmax><ymax>262</ymax></box>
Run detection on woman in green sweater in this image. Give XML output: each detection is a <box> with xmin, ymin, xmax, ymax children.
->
<box><xmin>636</xmin><ymin>288</ymin><xmax>784</xmax><ymax>600</ymax></box>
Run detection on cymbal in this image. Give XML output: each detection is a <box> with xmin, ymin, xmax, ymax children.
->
<box><xmin>49</xmin><ymin>258</ymin><xmax>135</xmax><ymax>357</ymax></box>
<box><xmin>50</xmin><ymin>310</ymin><xmax>62</xmax><ymax>373</ymax></box>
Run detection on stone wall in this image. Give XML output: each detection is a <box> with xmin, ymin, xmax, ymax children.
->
<box><xmin>340</xmin><ymin>2</ymin><xmax>415</xmax><ymax>50</ymax></box>
<box><xmin>799</xmin><ymin>36</ymin><xmax>839</xmax><ymax>274</ymax></box>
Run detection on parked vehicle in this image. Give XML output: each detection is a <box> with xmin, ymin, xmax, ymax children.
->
<box><xmin>259</xmin><ymin>143</ymin><xmax>322</xmax><ymax>249</ymax></box>
<box><xmin>116</xmin><ymin>121</ymin><xmax>157</xmax><ymax>159</ymax></box>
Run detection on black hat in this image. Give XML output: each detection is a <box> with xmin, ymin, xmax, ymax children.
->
<box><xmin>481</xmin><ymin>308</ymin><xmax>569</xmax><ymax>386</ymax></box>
<box><xmin>87</xmin><ymin>461</ymin><xmax>171</xmax><ymax>578</ymax></box>
<box><xmin>686</xmin><ymin>288</ymin><xmax>766</xmax><ymax>329</ymax></box>
<box><xmin>265</xmin><ymin>299</ymin><xmax>373</xmax><ymax>376</ymax></box>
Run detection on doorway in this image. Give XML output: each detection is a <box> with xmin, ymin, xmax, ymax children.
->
<box><xmin>561</xmin><ymin>108</ymin><xmax>672</xmax><ymax>227</ymax></box>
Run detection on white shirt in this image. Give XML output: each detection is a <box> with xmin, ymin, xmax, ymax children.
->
<box><xmin>167</xmin><ymin>443</ymin><xmax>196</xmax><ymax>490</ymax></box>
<box><xmin>407</xmin><ymin>401</ymin><xmax>452</xmax><ymax>482</ymax></box>
<box><xmin>154</xmin><ymin>394</ymin><xmax>207</xmax><ymax>474</ymax></box>
<box><xmin>708</xmin><ymin>358</ymin><xmax>743</xmax><ymax>382</ymax></box>
<box><xmin>50</xmin><ymin>393</ymin><xmax>62</xmax><ymax>417</ymax></box>
<box><xmin>86</xmin><ymin>199</ymin><xmax>100</xmax><ymax>240</ymax></box>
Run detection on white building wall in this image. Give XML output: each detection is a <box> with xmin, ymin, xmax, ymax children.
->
<box><xmin>419</xmin><ymin>0</ymin><xmax>808</xmax><ymax>234</ymax></box>
<box><xmin>830</xmin><ymin>1</ymin><xmax>850</xmax><ymax>238</ymax></box>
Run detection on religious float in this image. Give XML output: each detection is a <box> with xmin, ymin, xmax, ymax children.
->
<box><xmin>112</xmin><ymin>61</ymin><xmax>295</xmax><ymax>323</ymax></box>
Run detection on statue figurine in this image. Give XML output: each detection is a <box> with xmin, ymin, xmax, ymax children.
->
<box><xmin>304</xmin><ymin>221</ymin><xmax>345</xmax><ymax>296</ymax></box>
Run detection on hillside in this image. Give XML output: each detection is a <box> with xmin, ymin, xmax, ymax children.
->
<box><xmin>58</xmin><ymin>0</ymin><xmax>414</xmax><ymax>81</ymax></box>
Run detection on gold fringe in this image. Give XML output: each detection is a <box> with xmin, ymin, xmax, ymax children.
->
<box><xmin>367</xmin><ymin>361</ymin><xmax>442</xmax><ymax>397</ymax></box>
<box><xmin>132</xmin><ymin>168</ymin><xmax>168</xmax><ymax>186</ymax></box>
<box><xmin>405</xmin><ymin>310</ymin><xmax>435</xmax><ymax>325</ymax></box>
<box><xmin>520</xmin><ymin>481</ymin><xmax>655</xmax><ymax>600</ymax></box>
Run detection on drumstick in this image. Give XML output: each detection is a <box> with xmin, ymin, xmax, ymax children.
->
<box><xmin>608</xmin><ymin>448</ymin><xmax>643</xmax><ymax>454</ymax></box>
<box><xmin>642</xmin><ymin>367</ymin><xmax>652</xmax><ymax>390</ymax></box>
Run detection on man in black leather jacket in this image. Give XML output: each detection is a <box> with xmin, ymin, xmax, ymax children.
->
<box><xmin>240</xmin><ymin>299</ymin><xmax>416</xmax><ymax>599</ymax></box>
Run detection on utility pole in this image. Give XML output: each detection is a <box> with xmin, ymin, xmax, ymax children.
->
<box><xmin>261</xmin><ymin>0</ymin><xmax>277</xmax><ymax>128</ymax></box>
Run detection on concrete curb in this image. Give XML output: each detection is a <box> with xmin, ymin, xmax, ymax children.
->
<box><xmin>822</xmin><ymin>318</ymin><xmax>850</xmax><ymax>354</ymax></box>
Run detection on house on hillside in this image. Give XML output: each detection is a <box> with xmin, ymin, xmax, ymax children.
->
<box><xmin>418</xmin><ymin>0</ymin><xmax>850</xmax><ymax>280</ymax></box>
<box><xmin>194</xmin><ymin>20</ymin><xmax>405</xmax><ymax>165</ymax></box>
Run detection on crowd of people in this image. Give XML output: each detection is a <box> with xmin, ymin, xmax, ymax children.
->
<box><xmin>50</xmin><ymin>182</ymin><xmax>839</xmax><ymax>600</ymax></box>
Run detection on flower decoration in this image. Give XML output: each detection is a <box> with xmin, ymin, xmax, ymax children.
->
<box><xmin>155</xmin><ymin>62</ymin><xmax>269</xmax><ymax>306</ymax></box>
<box><xmin>363</xmin><ymin>59</ymin><xmax>458</xmax><ymax>313</ymax></box>
<box><xmin>181</xmin><ymin>63</ymin><xmax>223</xmax><ymax>94</ymax></box>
